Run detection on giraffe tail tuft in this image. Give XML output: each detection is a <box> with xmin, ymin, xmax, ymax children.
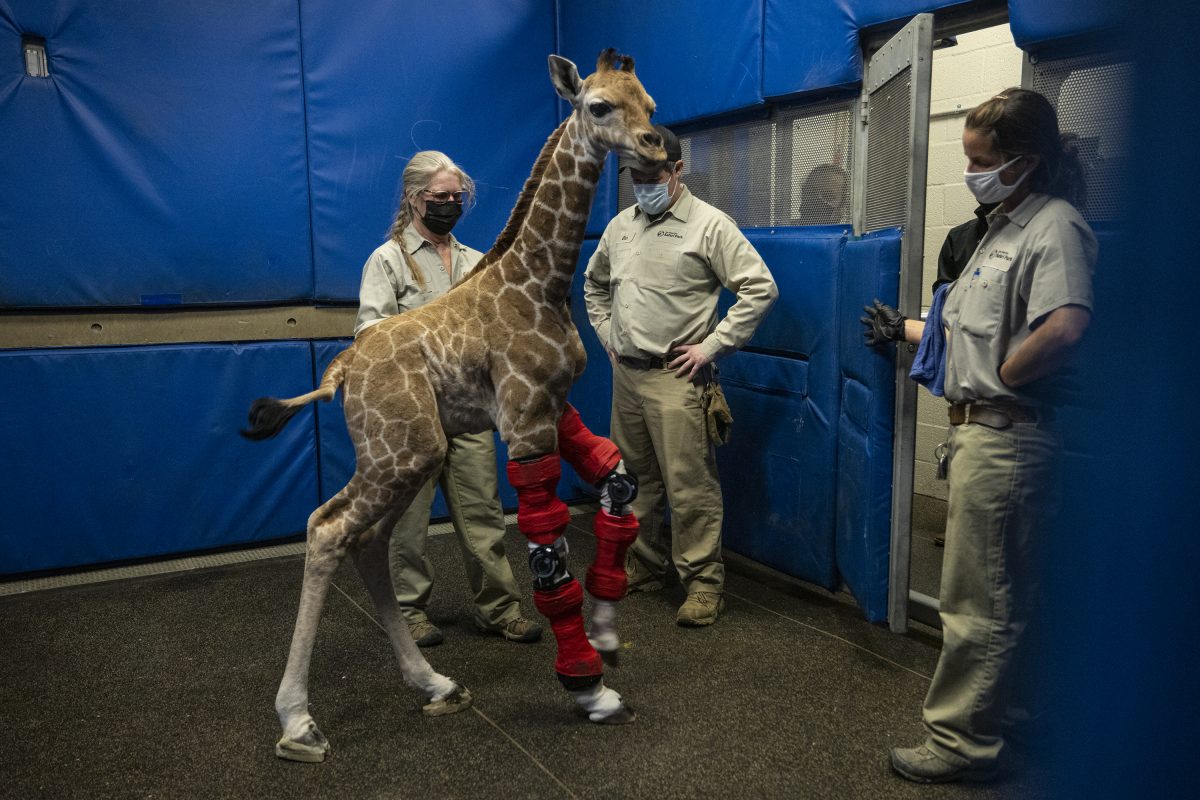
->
<box><xmin>240</xmin><ymin>397</ymin><xmax>303</xmax><ymax>440</ymax></box>
<box><xmin>240</xmin><ymin>346</ymin><xmax>353</xmax><ymax>440</ymax></box>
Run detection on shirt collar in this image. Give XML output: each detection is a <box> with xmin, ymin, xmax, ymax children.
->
<box><xmin>402</xmin><ymin>223</ymin><xmax>461</xmax><ymax>255</ymax></box>
<box><xmin>634</xmin><ymin>184</ymin><xmax>693</xmax><ymax>224</ymax></box>
<box><xmin>988</xmin><ymin>192</ymin><xmax>1050</xmax><ymax>228</ymax></box>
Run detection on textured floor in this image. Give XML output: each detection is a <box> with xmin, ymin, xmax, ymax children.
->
<box><xmin>0</xmin><ymin>507</ymin><xmax>1051</xmax><ymax>800</ymax></box>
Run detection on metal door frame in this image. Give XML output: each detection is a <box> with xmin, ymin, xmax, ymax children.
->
<box><xmin>851</xmin><ymin>13</ymin><xmax>934</xmax><ymax>634</ymax></box>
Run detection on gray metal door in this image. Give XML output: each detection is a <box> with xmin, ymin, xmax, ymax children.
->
<box><xmin>851</xmin><ymin>13</ymin><xmax>934</xmax><ymax>633</ymax></box>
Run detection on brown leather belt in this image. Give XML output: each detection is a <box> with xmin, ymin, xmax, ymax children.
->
<box><xmin>618</xmin><ymin>355</ymin><xmax>666</xmax><ymax>370</ymax></box>
<box><xmin>948</xmin><ymin>402</ymin><xmax>1049</xmax><ymax>428</ymax></box>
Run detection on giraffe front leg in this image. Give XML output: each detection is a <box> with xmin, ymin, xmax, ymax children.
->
<box><xmin>556</xmin><ymin>404</ymin><xmax>640</xmax><ymax>664</ymax></box>
<box><xmin>350</xmin><ymin>524</ymin><xmax>472</xmax><ymax>717</ymax></box>
<box><xmin>507</xmin><ymin>454</ymin><xmax>634</xmax><ymax>724</ymax></box>
<box><xmin>275</xmin><ymin>528</ymin><xmax>341</xmax><ymax>763</ymax></box>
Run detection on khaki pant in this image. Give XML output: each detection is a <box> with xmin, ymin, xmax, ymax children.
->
<box><xmin>611</xmin><ymin>361</ymin><xmax>725</xmax><ymax>594</ymax></box>
<box><xmin>388</xmin><ymin>430</ymin><xmax>523</xmax><ymax>629</ymax></box>
<box><xmin>923</xmin><ymin>420</ymin><xmax>1060</xmax><ymax>766</ymax></box>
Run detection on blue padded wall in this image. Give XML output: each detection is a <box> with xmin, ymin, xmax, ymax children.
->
<box><xmin>0</xmin><ymin>343</ymin><xmax>318</xmax><ymax>575</ymax></box>
<box><xmin>717</xmin><ymin>230</ymin><xmax>847</xmax><ymax>590</ymax></box>
<box><xmin>302</xmin><ymin>0</ymin><xmax>559</xmax><ymax>301</ymax></box>
<box><xmin>1008</xmin><ymin>0</ymin><xmax>1123</xmax><ymax>54</ymax></box>
<box><xmin>835</xmin><ymin>230</ymin><xmax>901</xmax><ymax>622</ymax></box>
<box><xmin>557</xmin><ymin>0</ymin><xmax>763</xmax><ymax>126</ymax></box>
<box><xmin>0</xmin><ymin>1</ymin><xmax>312</xmax><ymax>307</ymax></box>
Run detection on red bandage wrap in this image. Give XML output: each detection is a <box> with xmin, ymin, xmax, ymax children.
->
<box><xmin>534</xmin><ymin>579</ymin><xmax>603</xmax><ymax>679</ymax></box>
<box><xmin>557</xmin><ymin>403</ymin><xmax>621</xmax><ymax>485</ymax></box>
<box><xmin>506</xmin><ymin>455</ymin><xmax>571</xmax><ymax>545</ymax></box>
<box><xmin>586</xmin><ymin>509</ymin><xmax>640</xmax><ymax>601</ymax></box>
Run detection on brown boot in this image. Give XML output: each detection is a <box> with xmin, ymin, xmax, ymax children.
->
<box><xmin>676</xmin><ymin>592</ymin><xmax>724</xmax><ymax>626</ymax></box>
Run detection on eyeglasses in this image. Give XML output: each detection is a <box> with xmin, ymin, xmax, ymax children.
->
<box><xmin>422</xmin><ymin>190</ymin><xmax>466</xmax><ymax>204</ymax></box>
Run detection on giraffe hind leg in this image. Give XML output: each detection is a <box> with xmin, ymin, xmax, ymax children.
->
<box><xmin>349</xmin><ymin>509</ymin><xmax>472</xmax><ymax>717</ymax></box>
<box><xmin>274</xmin><ymin>474</ymin><xmax>420</xmax><ymax>762</ymax></box>
<box><xmin>274</xmin><ymin>490</ymin><xmax>360</xmax><ymax>762</ymax></box>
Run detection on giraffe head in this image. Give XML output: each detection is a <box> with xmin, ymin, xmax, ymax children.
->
<box><xmin>548</xmin><ymin>49</ymin><xmax>665</xmax><ymax>169</ymax></box>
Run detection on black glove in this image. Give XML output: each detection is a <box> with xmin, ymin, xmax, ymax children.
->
<box><xmin>861</xmin><ymin>299</ymin><xmax>906</xmax><ymax>346</ymax></box>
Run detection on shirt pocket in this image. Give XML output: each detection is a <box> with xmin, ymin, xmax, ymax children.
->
<box><xmin>610</xmin><ymin>245</ymin><xmax>634</xmax><ymax>284</ymax></box>
<box><xmin>956</xmin><ymin>263</ymin><xmax>1011</xmax><ymax>338</ymax></box>
<box><xmin>636</xmin><ymin>244</ymin><xmax>680</xmax><ymax>291</ymax></box>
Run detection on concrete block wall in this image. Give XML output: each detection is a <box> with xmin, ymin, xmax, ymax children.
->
<box><xmin>915</xmin><ymin>24</ymin><xmax>1024</xmax><ymax>500</ymax></box>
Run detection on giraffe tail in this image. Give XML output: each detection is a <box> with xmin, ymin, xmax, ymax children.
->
<box><xmin>239</xmin><ymin>346</ymin><xmax>354</xmax><ymax>440</ymax></box>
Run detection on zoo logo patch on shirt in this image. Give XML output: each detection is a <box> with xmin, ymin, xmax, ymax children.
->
<box><xmin>984</xmin><ymin>247</ymin><xmax>1014</xmax><ymax>271</ymax></box>
<box><xmin>656</xmin><ymin>229</ymin><xmax>683</xmax><ymax>239</ymax></box>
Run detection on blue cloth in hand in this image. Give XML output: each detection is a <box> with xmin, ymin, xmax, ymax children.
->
<box><xmin>910</xmin><ymin>283</ymin><xmax>950</xmax><ymax>397</ymax></box>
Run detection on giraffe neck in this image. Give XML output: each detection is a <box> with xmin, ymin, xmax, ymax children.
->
<box><xmin>498</xmin><ymin>113</ymin><xmax>604</xmax><ymax>306</ymax></box>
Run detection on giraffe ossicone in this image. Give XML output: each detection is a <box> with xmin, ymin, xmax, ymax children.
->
<box><xmin>242</xmin><ymin>48</ymin><xmax>665</xmax><ymax>761</ymax></box>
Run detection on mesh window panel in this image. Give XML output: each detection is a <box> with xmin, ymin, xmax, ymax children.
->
<box><xmin>1031</xmin><ymin>53</ymin><xmax>1131</xmax><ymax>222</ymax></box>
<box><xmin>863</xmin><ymin>69</ymin><xmax>913</xmax><ymax>232</ymax></box>
<box><xmin>616</xmin><ymin>102</ymin><xmax>855</xmax><ymax>228</ymax></box>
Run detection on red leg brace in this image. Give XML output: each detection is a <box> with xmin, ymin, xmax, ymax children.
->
<box><xmin>506</xmin><ymin>454</ymin><xmax>570</xmax><ymax>545</ymax></box>
<box><xmin>586</xmin><ymin>509</ymin><xmax>639</xmax><ymax>601</ymax></box>
<box><xmin>534</xmin><ymin>579</ymin><xmax>603</xmax><ymax>683</ymax></box>
<box><xmin>508</xmin><ymin>453</ymin><xmax>602</xmax><ymax>687</ymax></box>
<box><xmin>557</xmin><ymin>403</ymin><xmax>620</xmax><ymax>485</ymax></box>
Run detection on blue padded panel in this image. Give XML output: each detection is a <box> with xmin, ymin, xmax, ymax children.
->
<box><xmin>740</xmin><ymin>228</ymin><xmax>848</xmax><ymax>362</ymax></box>
<box><xmin>0</xmin><ymin>1</ymin><xmax>312</xmax><ymax>307</ymax></box>
<box><xmin>715</xmin><ymin>230</ymin><xmax>847</xmax><ymax>588</ymax></box>
<box><xmin>301</xmin><ymin>0</ymin><xmax>558</xmax><ymax>301</ymax></box>
<box><xmin>1009</xmin><ymin>0</ymin><xmax>1124</xmax><ymax>54</ymax></box>
<box><xmin>0</xmin><ymin>343</ymin><xmax>318</xmax><ymax>575</ymax></box>
<box><xmin>719</xmin><ymin>351</ymin><xmax>838</xmax><ymax>589</ymax></box>
<box><xmin>763</xmin><ymin>0</ymin><xmax>862</xmax><ymax>99</ymax></box>
<box><xmin>558</xmin><ymin>0</ymin><xmax>763</xmax><ymax>126</ymax></box>
<box><xmin>835</xmin><ymin>229</ymin><xmax>901</xmax><ymax>621</ymax></box>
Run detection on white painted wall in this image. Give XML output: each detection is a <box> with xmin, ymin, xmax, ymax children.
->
<box><xmin>914</xmin><ymin>24</ymin><xmax>1024</xmax><ymax>501</ymax></box>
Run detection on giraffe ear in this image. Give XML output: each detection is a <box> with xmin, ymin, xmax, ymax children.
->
<box><xmin>548</xmin><ymin>55</ymin><xmax>582</xmax><ymax>106</ymax></box>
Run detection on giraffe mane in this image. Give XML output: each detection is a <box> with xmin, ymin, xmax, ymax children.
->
<box><xmin>461</xmin><ymin>118</ymin><xmax>569</xmax><ymax>281</ymax></box>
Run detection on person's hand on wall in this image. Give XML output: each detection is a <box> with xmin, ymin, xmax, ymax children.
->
<box><xmin>861</xmin><ymin>299</ymin><xmax>906</xmax><ymax>346</ymax></box>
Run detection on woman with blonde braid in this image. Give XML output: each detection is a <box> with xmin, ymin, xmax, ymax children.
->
<box><xmin>355</xmin><ymin>151</ymin><xmax>541</xmax><ymax>647</ymax></box>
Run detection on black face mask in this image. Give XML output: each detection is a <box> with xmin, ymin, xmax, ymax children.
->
<box><xmin>421</xmin><ymin>201</ymin><xmax>462</xmax><ymax>235</ymax></box>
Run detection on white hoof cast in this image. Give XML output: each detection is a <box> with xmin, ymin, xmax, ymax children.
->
<box><xmin>422</xmin><ymin>684</ymin><xmax>473</xmax><ymax>717</ymax></box>
<box><xmin>590</xmin><ymin>702</ymin><xmax>636</xmax><ymax>725</ymax></box>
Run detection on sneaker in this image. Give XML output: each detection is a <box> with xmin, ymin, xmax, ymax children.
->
<box><xmin>626</xmin><ymin>562</ymin><xmax>665</xmax><ymax>593</ymax></box>
<box><xmin>475</xmin><ymin>616</ymin><xmax>543</xmax><ymax>643</ymax></box>
<box><xmin>676</xmin><ymin>592</ymin><xmax>724</xmax><ymax>626</ymax></box>
<box><xmin>889</xmin><ymin>745</ymin><xmax>1000</xmax><ymax>784</ymax></box>
<box><xmin>407</xmin><ymin>618</ymin><xmax>443</xmax><ymax>648</ymax></box>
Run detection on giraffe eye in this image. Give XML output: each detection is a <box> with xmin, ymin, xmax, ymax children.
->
<box><xmin>588</xmin><ymin>101</ymin><xmax>612</xmax><ymax>118</ymax></box>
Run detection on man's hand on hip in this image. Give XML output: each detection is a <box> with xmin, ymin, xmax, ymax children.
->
<box><xmin>669</xmin><ymin>343</ymin><xmax>712</xmax><ymax>380</ymax></box>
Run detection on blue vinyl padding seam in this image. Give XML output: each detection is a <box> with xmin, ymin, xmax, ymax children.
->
<box><xmin>296</xmin><ymin>0</ymin><xmax>317</xmax><ymax>302</ymax></box>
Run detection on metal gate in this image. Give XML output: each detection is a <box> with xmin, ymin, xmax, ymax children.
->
<box><xmin>851</xmin><ymin>13</ymin><xmax>934</xmax><ymax>633</ymax></box>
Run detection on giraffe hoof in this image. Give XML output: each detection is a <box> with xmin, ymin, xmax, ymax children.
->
<box><xmin>590</xmin><ymin>702</ymin><xmax>636</xmax><ymax>725</ymax></box>
<box><xmin>422</xmin><ymin>684</ymin><xmax>473</xmax><ymax>717</ymax></box>
<box><xmin>275</xmin><ymin>730</ymin><xmax>331</xmax><ymax>763</ymax></box>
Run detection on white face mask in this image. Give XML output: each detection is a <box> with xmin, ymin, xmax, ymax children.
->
<box><xmin>963</xmin><ymin>156</ymin><xmax>1032</xmax><ymax>204</ymax></box>
<box><xmin>632</xmin><ymin>169</ymin><xmax>677</xmax><ymax>215</ymax></box>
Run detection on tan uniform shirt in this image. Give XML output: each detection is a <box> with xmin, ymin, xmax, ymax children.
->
<box><xmin>584</xmin><ymin>186</ymin><xmax>778</xmax><ymax>361</ymax></box>
<box><xmin>354</xmin><ymin>224</ymin><xmax>482</xmax><ymax>336</ymax></box>
<box><xmin>941</xmin><ymin>193</ymin><xmax>1096</xmax><ymax>406</ymax></box>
